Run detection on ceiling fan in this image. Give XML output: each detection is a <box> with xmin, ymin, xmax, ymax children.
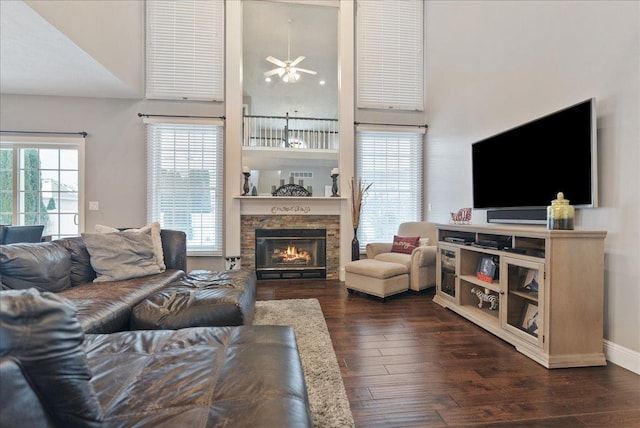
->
<box><xmin>264</xmin><ymin>20</ymin><xmax>316</xmax><ymax>83</ymax></box>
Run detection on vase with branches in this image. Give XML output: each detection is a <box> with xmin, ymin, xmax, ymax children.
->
<box><xmin>349</xmin><ymin>177</ymin><xmax>372</xmax><ymax>260</ymax></box>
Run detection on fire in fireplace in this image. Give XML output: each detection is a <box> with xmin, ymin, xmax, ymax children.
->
<box><xmin>255</xmin><ymin>228</ymin><xmax>326</xmax><ymax>279</ymax></box>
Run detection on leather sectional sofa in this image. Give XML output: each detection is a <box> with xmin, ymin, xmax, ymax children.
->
<box><xmin>0</xmin><ymin>229</ymin><xmax>313</xmax><ymax>427</ymax></box>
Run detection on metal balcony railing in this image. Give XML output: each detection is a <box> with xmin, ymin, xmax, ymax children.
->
<box><xmin>243</xmin><ymin>113</ymin><xmax>338</xmax><ymax>151</ymax></box>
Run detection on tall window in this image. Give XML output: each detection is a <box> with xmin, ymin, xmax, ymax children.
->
<box><xmin>356</xmin><ymin>127</ymin><xmax>424</xmax><ymax>248</ymax></box>
<box><xmin>145</xmin><ymin>0</ymin><xmax>224</xmax><ymax>101</ymax></box>
<box><xmin>145</xmin><ymin>119</ymin><xmax>224</xmax><ymax>255</ymax></box>
<box><xmin>356</xmin><ymin>0</ymin><xmax>424</xmax><ymax>111</ymax></box>
<box><xmin>0</xmin><ymin>136</ymin><xmax>85</xmax><ymax>239</ymax></box>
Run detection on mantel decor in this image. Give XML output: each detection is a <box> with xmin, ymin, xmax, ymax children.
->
<box><xmin>350</xmin><ymin>177</ymin><xmax>372</xmax><ymax>261</ymax></box>
<box><xmin>330</xmin><ymin>168</ymin><xmax>340</xmax><ymax>197</ymax></box>
<box><xmin>242</xmin><ymin>166</ymin><xmax>251</xmax><ymax>196</ymax></box>
<box><xmin>272</xmin><ymin>184</ymin><xmax>311</xmax><ymax>197</ymax></box>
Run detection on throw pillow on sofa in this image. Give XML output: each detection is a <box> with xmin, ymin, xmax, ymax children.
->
<box><xmin>0</xmin><ymin>242</ymin><xmax>72</xmax><ymax>292</ymax></box>
<box><xmin>94</xmin><ymin>222</ymin><xmax>165</xmax><ymax>271</ymax></box>
<box><xmin>391</xmin><ymin>235</ymin><xmax>421</xmax><ymax>254</ymax></box>
<box><xmin>0</xmin><ymin>288</ymin><xmax>103</xmax><ymax>426</ymax></box>
<box><xmin>82</xmin><ymin>227</ymin><xmax>165</xmax><ymax>282</ymax></box>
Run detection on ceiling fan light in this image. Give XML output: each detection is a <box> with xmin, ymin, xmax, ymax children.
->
<box><xmin>264</xmin><ymin>20</ymin><xmax>316</xmax><ymax>84</ymax></box>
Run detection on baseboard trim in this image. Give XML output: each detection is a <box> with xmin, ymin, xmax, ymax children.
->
<box><xmin>604</xmin><ymin>339</ymin><xmax>640</xmax><ymax>375</ymax></box>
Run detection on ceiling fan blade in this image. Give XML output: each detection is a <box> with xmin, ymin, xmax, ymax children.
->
<box><xmin>266</xmin><ymin>56</ymin><xmax>286</xmax><ymax>67</ymax></box>
<box><xmin>293</xmin><ymin>67</ymin><xmax>317</xmax><ymax>75</ymax></box>
<box><xmin>289</xmin><ymin>56</ymin><xmax>305</xmax><ymax>67</ymax></box>
<box><xmin>263</xmin><ymin>68</ymin><xmax>282</xmax><ymax>77</ymax></box>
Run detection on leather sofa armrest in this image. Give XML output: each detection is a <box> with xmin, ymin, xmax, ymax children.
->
<box><xmin>160</xmin><ymin>229</ymin><xmax>187</xmax><ymax>272</ymax></box>
<box><xmin>0</xmin><ymin>358</ymin><xmax>56</xmax><ymax>427</ymax></box>
<box><xmin>0</xmin><ymin>289</ymin><xmax>104</xmax><ymax>426</ymax></box>
<box><xmin>365</xmin><ymin>242</ymin><xmax>393</xmax><ymax>259</ymax></box>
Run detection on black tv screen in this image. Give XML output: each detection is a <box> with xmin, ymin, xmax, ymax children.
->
<box><xmin>472</xmin><ymin>98</ymin><xmax>597</xmax><ymax>210</ymax></box>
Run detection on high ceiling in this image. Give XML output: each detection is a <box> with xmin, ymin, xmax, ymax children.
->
<box><xmin>0</xmin><ymin>0</ymin><xmax>137</xmax><ymax>98</ymax></box>
<box><xmin>243</xmin><ymin>1</ymin><xmax>338</xmax><ymax>119</ymax></box>
<box><xmin>0</xmin><ymin>0</ymin><xmax>339</xmax><ymax>119</ymax></box>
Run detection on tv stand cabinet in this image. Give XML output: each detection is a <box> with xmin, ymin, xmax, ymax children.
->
<box><xmin>433</xmin><ymin>223</ymin><xmax>607</xmax><ymax>368</ymax></box>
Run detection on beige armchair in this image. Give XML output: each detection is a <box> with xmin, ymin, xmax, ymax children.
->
<box><xmin>365</xmin><ymin>222</ymin><xmax>437</xmax><ymax>291</ymax></box>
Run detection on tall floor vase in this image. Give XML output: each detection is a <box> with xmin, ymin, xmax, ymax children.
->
<box><xmin>351</xmin><ymin>228</ymin><xmax>360</xmax><ymax>261</ymax></box>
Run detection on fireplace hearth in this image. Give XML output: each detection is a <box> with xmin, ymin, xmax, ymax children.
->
<box><xmin>255</xmin><ymin>228</ymin><xmax>326</xmax><ymax>279</ymax></box>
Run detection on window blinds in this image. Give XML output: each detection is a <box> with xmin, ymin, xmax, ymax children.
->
<box><xmin>145</xmin><ymin>119</ymin><xmax>224</xmax><ymax>255</ymax></box>
<box><xmin>145</xmin><ymin>0</ymin><xmax>224</xmax><ymax>101</ymax></box>
<box><xmin>355</xmin><ymin>127</ymin><xmax>424</xmax><ymax>247</ymax></box>
<box><xmin>356</xmin><ymin>0</ymin><xmax>424</xmax><ymax>111</ymax></box>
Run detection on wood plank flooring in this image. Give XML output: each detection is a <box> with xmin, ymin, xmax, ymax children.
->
<box><xmin>256</xmin><ymin>279</ymin><xmax>640</xmax><ymax>427</ymax></box>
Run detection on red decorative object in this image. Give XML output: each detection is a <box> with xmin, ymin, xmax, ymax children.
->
<box><xmin>477</xmin><ymin>272</ymin><xmax>494</xmax><ymax>283</ymax></box>
<box><xmin>391</xmin><ymin>235</ymin><xmax>420</xmax><ymax>254</ymax></box>
<box><xmin>476</xmin><ymin>256</ymin><xmax>497</xmax><ymax>283</ymax></box>
<box><xmin>450</xmin><ymin>207</ymin><xmax>472</xmax><ymax>224</ymax></box>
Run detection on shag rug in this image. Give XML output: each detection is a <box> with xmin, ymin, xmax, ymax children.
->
<box><xmin>254</xmin><ymin>298</ymin><xmax>355</xmax><ymax>428</ymax></box>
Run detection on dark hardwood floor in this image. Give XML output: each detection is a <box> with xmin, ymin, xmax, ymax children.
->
<box><xmin>256</xmin><ymin>279</ymin><xmax>640</xmax><ymax>428</ymax></box>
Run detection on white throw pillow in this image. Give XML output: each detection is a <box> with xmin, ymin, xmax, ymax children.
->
<box><xmin>94</xmin><ymin>222</ymin><xmax>165</xmax><ymax>271</ymax></box>
<box><xmin>419</xmin><ymin>237</ymin><xmax>430</xmax><ymax>247</ymax></box>
<box><xmin>82</xmin><ymin>228</ymin><xmax>164</xmax><ymax>282</ymax></box>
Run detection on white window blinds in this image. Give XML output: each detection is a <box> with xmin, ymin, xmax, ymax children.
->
<box><xmin>355</xmin><ymin>126</ymin><xmax>424</xmax><ymax>248</ymax></box>
<box><xmin>145</xmin><ymin>119</ymin><xmax>224</xmax><ymax>255</ymax></box>
<box><xmin>145</xmin><ymin>0</ymin><xmax>224</xmax><ymax>101</ymax></box>
<box><xmin>356</xmin><ymin>0</ymin><xmax>424</xmax><ymax>111</ymax></box>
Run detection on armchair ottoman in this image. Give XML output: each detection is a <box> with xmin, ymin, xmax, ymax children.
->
<box><xmin>345</xmin><ymin>259</ymin><xmax>408</xmax><ymax>299</ymax></box>
<box><xmin>344</xmin><ymin>222</ymin><xmax>437</xmax><ymax>298</ymax></box>
<box><xmin>365</xmin><ymin>221</ymin><xmax>437</xmax><ymax>292</ymax></box>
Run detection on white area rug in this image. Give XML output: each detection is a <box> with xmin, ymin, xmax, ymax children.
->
<box><xmin>254</xmin><ymin>298</ymin><xmax>355</xmax><ymax>428</ymax></box>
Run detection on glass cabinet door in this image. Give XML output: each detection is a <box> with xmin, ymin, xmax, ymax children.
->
<box><xmin>502</xmin><ymin>256</ymin><xmax>545</xmax><ymax>347</ymax></box>
<box><xmin>437</xmin><ymin>245</ymin><xmax>458</xmax><ymax>300</ymax></box>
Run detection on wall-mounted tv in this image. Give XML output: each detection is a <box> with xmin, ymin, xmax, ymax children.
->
<box><xmin>472</xmin><ymin>98</ymin><xmax>597</xmax><ymax>224</ymax></box>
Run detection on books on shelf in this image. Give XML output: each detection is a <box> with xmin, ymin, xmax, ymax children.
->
<box><xmin>476</xmin><ymin>256</ymin><xmax>497</xmax><ymax>283</ymax></box>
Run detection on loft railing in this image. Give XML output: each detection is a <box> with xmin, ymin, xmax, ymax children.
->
<box><xmin>243</xmin><ymin>113</ymin><xmax>338</xmax><ymax>151</ymax></box>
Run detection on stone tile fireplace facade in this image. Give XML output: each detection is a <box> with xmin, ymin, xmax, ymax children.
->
<box><xmin>241</xmin><ymin>215</ymin><xmax>340</xmax><ymax>279</ymax></box>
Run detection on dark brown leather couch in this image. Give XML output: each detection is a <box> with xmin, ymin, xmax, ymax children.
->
<box><xmin>0</xmin><ymin>289</ymin><xmax>312</xmax><ymax>427</ymax></box>
<box><xmin>0</xmin><ymin>229</ymin><xmax>187</xmax><ymax>333</ymax></box>
<box><xmin>0</xmin><ymin>231</ymin><xmax>313</xmax><ymax>427</ymax></box>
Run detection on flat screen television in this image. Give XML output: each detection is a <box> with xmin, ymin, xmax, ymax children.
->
<box><xmin>472</xmin><ymin>98</ymin><xmax>597</xmax><ymax>224</ymax></box>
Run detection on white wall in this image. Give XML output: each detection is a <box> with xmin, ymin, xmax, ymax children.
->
<box><xmin>425</xmin><ymin>0</ymin><xmax>639</xmax><ymax>372</ymax></box>
<box><xmin>26</xmin><ymin>0</ymin><xmax>144</xmax><ymax>96</ymax></box>
<box><xmin>0</xmin><ymin>94</ymin><xmax>227</xmax><ymax>272</ymax></box>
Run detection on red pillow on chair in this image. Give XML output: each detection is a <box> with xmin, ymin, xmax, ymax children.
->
<box><xmin>391</xmin><ymin>235</ymin><xmax>420</xmax><ymax>254</ymax></box>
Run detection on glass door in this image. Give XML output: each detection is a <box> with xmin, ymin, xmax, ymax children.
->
<box><xmin>502</xmin><ymin>256</ymin><xmax>545</xmax><ymax>347</ymax></box>
<box><xmin>437</xmin><ymin>244</ymin><xmax>458</xmax><ymax>301</ymax></box>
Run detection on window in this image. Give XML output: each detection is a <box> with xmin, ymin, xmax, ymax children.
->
<box><xmin>145</xmin><ymin>0</ymin><xmax>224</xmax><ymax>101</ymax></box>
<box><xmin>356</xmin><ymin>0</ymin><xmax>424</xmax><ymax>110</ymax></box>
<box><xmin>355</xmin><ymin>127</ymin><xmax>424</xmax><ymax>248</ymax></box>
<box><xmin>0</xmin><ymin>135</ymin><xmax>85</xmax><ymax>240</ymax></box>
<box><xmin>145</xmin><ymin>119</ymin><xmax>224</xmax><ymax>255</ymax></box>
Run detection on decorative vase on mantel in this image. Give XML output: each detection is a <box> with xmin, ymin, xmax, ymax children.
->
<box><xmin>351</xmin><ymin>228</ymin><xmax>360</xmax><ymax>261</ymax></box>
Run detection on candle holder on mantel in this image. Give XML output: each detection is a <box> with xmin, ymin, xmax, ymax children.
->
<box><xmin>242</xmin><ymin>172</ymin><xmax>251</xmax><ymax>196</ymax></box>
<box><xmin>331</xmin><ymin>173</ymin><xmax>339</xmax><ymax>197</ymax></box>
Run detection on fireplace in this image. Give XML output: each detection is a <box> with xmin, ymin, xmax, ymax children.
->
<box><xmin>255</xmin><ymin>228</ymin><xmax>326</xmax><ymax>279</ymax></box>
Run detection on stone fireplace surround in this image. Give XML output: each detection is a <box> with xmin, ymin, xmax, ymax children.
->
<box><xmin>235</xmin><ymin>195</ymin><xmax>349</xmax><ymax>280</ymax></box>
<box><xmin>241</xmin><ymin>215</ymin><xmax>340</xmax><ymax>279</ymax></box>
